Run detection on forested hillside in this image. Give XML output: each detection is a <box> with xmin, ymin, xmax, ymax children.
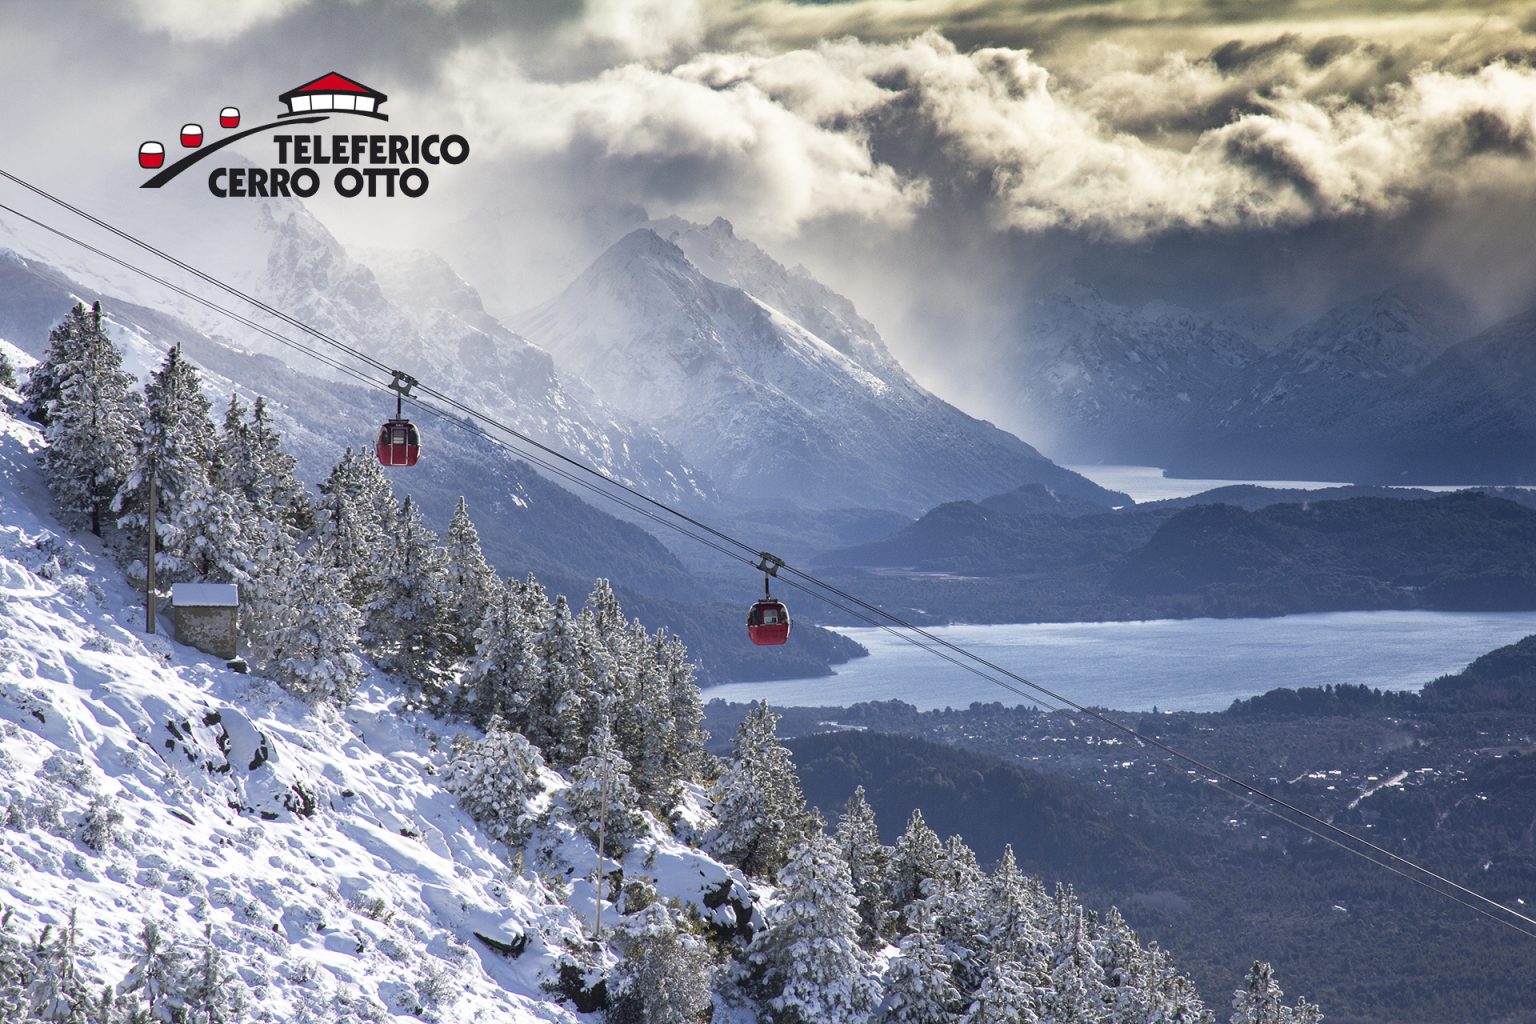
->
<box><xmin>0</xmin><ymin>308</ymin><xmax>1317</xmax><ymax>1021</ymax></box>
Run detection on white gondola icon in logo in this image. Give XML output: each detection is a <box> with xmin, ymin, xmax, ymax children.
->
<box><xmin>138</xmin><ymin>142</ymin><xmax>165</xmax><ymax>169</ymax></box>
<box><xmin>220</xmin><ymin>107</ymin><xmax>240</xmax><ymax>129</ymax></box>
<box><xmin>180</xmin><ymin>124</ymin><xmax>203</xmax><ymax>148</ymax></box>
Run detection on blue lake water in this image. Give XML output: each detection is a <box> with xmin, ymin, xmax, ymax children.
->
<box><xmin>700</xmin><ymin>611</ymin><xmax>1536</xmax><ymax>712</ymax></box>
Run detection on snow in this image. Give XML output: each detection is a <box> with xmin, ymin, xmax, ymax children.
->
<box><xmin>172</xmin><ymin>583</ymin><xmax>240</xmax><ymax>607</ymax></box>
<box><xmin>0</xmin><ymin>391</ymin><xmax>750</xmax><ymax>1021</ymax></box>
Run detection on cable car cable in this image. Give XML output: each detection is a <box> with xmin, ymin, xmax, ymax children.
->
<box><xmin>5</xmin><ymin>171</ymin><xmax>1535</xmax><ymax>938</ymax></box>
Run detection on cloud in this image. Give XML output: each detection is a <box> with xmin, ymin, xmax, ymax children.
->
<box><xmin>125</xmin><ymin>0</ymin><xmax>316</xmax><ymax>41</ymax></box>
<box><xmin>440</xmin><ymin>47</ymin><xmax>928</xmax><ymax>237</ymax></box>
<box><xmin>454</xmin><ymin>28</ymin><xmax>1536</xmax><ymax>241</ymax></box>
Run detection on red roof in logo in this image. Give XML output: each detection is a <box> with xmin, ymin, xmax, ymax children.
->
<box><xmin>282</xmin><ymin>72</ymin><xmax>383</xmax><ymax>99</ymax></box>
<box><xmin>278</xmin><ymin>72</ymin><xmax>388</xmax><ymax>119</ymax></box>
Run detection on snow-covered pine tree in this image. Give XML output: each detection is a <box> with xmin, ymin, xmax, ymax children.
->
<box><xmin>930</xmin><ymin>835</ymin><xmax>988</xmax><ymax>992</ymax></box>
<box><xmin>836</xmin><ymin>786</ymin><xmax>891</xmax><ymax>949</ymax></box>
<box><xmin>461</xmin><ymin>577</ymin><xmax>538</xmax><ymax>728</ymax></box>
<box><xmin>962</xmin><ymin>954</ymin><xmax>1041</xmax><ymax>1024</ymax></box>
<box><xmin>1045</xmin><ymin>897</ymin><xmax>1107</xmax><ymax>1024</ymax></box>
<box><xmin>711</xmin><ymin>700</ymin><xmax>814</xmax><ymax>878</ymax></box>
<box><xmin>116</xmin><ymin>919</ymin><xmax>190</xmax><ymax>1023</ymax></box>
<box><xmin>880</xmin><ymin>897</ymin><xmax>963</xmax><ymax>1024</ymax></box>
<box><xmin>886</xmin><ymin>808</ymin><xmax>945</xmax><ymax>930</ymax></box>
<box><xmin>264</xmin><ymin>547</ymin><xmax>365</xmax><ymax>709</ymax></box>
<box><xmin>312</xmin><ymin>448</ymin><xmax>397</xmax><ymax>608</ymax></box>
<box><xmin>181</xmin><ymin>924</ymin><xmax>243</xmax><ymax>1024</ymax></box>
<box><xmin>1230</xmin><ymin>961</ymin><xmax>1318</xmax><ymax>1024</ymax></box>
<box><xmin>442</xmin><ymin>496</ymin><xmax>498</xmax><ymax>662</ymax></box>
<box><xmin>115</xmin><ymin>345</ymin><xmax>250</xmax><ymax>587</ymax></box>
<box><xmin>364</xmin><ymin>495</ymin><xmax>454</xmax><ymax>706</ymax></box>
<box><xmin>216</xmin><ymin>394</ymin><xmax>311</xmax><ymax>532</ymax></box>
<box><xmin>566</xmin><ymin>719</ymin><xmax>647</xmax><ymax>855</ymax></box>
<box><xmin>572</xmin><ymin>607</ymin><xmax>622</xmax><ymax>756</ymax></box>
<box><xmin>0</xmin><ymin>907</ymin><xmax>33</xmax><ymax>1021</ymax></box>
<box><xmin>750</xmin><ymin>828</ymin><xmax>879</xmax><ymax>1024</ymax></box>
<box><xmin>527</xmin><ymin>594</ymin><xmax>592</xmax><ymax>765</ymax></box>
<box><xmin>0</xmin><ymin>350</ymin><xmax>16</xmax><ymax>389</ymax></box>
<box><xmin>660</xmin><ymin>631</ymin><xmax>708</xmax><ymax>785</ymax></box>
<box><xmin>984</xmin><ymin>845</ymin><xmax>1047</xmax><ymax>965</ymax></box>
<box><xmin>21</xmin><ymin>302</ymin><xmax>96</xmax><ymax>426</ymax></box>
<box><xmin>25</xmin><ymin>910</ymin><xmax>95</xmax><ymax>1024</ymax></box>
<box><xmin>39</xmin><ymin>302</ymin><xmax>140</xmax><ymax>536</ymax></box>
<box><xmin>445</xmin><ymin>719</ymin><xmax>548</xmax><ymax>847</ymax></box>
<box><xmin>580</xmin><ymin>581</ymin><xmax>642</xmax><ymax>758</ymax></box>
<box><xmin>607</xmin><ymin>905</ymin><xmax>716</xmax><ymax>1024</ymax></box>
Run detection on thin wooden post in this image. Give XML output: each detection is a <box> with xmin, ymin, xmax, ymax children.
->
<box><xmin>145</xmin><ymin>459</ymin><xmax>157</xmax><ymax>634</ymax></box>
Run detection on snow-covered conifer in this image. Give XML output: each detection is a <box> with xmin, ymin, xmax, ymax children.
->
<box><xmin>0</xmin><ymin>907</ymin><xmax>32</xmax><ymax>1021</ymax></box>
<box><xmin>365</xmin><ymin>495</ymin><xmax>454</xmax><ymax>705</ymax></box>
<box><xmin>660</xmin><ymin>632</ymin><xmax>707</xmax><ymax>782</ymax></box>
<box><xmin>886</xmin><ymin>808</ymin><xmax>945</xmax><ymax>927</ymax></box>
<box><xmin>963</xmin><ymin>955</ymin><xmax>1041</xmax><ymax>1024</ymax></box>
<box><xmin>880</xmin><ymin>898</ymin><xmax>962</xmax><ymax>1024</ymax></box>
<box><xmin>39</xmin><ymin>302</ymin><xmax>139</xmax><ymax>536</ymax></box>
<box><xmin>711</xmin><ymin>701</ymin><xmax>814</xmax><ymax>878</ymax></box>
<box><xmin>837</xmin><ymin>786</ymin><xmax>890</xmax><ymax>948</ymax></box>
<box><xmin>527</xmin><ymin>595</ymin><xmax>591</xmax><ymax>764</ymax></box>
<box><xmin>115</xmin><ymin>345</ymin><xmax>248</xmax><ymax>587</ymax></box>
<box><xmin>566</xmin><ymin>720</ymin><xmax>647</xmax><ymax>855</ymax></box>
<box><xmin>116</xmin><ymin>919</ymin><xmax>189</xmax><ymax>1023</ymax></box>
<box><xmin>445</xmin><ymin>720</ymin><xmax>548</xmax><ymax>847</ymax></box>
<box><xmin>442</xmin><ymin>496</ymin><xmax>497</xmax><ymax>661</ymax></box>
<box><xmin>0</xmin><ymin>351</ymin><xmax>15</xmax><ymax>389</ymax></box>
<box><xmin>749</xmin><ymin>829</ymin><xmax>878</xmax><ymax>1024</ymax></box>
<box><xmin>1230</xmin><ymin>961</ymin><xmax>1317</xmax><ymax>1024</ymax></box>
<box><xmin>264</xmin><ymin>549</ymin><xmax>365</xmax><ymax>708</ymax></box>
<box><xmin>26</xmin><ymin>910</ymin><xmax>94</xmax><ymax>1024</ymax></box>
<box><xmin>21</xmin><ymin>303</ymin><xmax>95</xmax><ymax>426</ymax></box>
<box><xmin>312</xmin><ymin>448</ymin><xmax>397</xmax><ymax>607</ymax></box>
<box><xmin>461</xmin><ymin>578</ymin><xmax>540</xmax><ymax>728</ymax></box>
<box><xmin>607</xmin><ymin>907</ymin><xmax>716</xmax><ymax>1024</ymax></box>
<box><xmin>181</xmin><ymin>924</ymin><xmax>243</xmax><ymax>1024</ymax></box>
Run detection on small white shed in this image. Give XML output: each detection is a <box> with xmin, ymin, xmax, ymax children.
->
<box><xmin>172</xmin><ymin>583</ymin><xmax>240</xmax><ymax>660</ymax></box>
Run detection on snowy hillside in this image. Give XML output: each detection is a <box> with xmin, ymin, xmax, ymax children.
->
<box><xmin>0</xmin><ymin>328</ymin><xmax>1325</xmax><ymax>1023</ymax></box>
<box><xmin>0</xmin><ymin>372</ymin><xmax>757</xmax><ymax>1022</ymax></box>
<box><xmin>516</xmin><ymin>227</ymin><xmax>1122</xmax><ymax>514</ymax></box>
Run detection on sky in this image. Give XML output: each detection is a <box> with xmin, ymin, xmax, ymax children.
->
<box><xmin>3</xmin><ymin>0</ymin><xmax>1536</xmax><ymax>400</ymax></box>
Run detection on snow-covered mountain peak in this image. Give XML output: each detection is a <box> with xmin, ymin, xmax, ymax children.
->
<box><xmin>645</xmin><ymin>215</ymin><xmax>907</xmax><ymax>381</ymax></box>
<box><xmin>518</xmin><ymin>222</ymin><xmax>1122</xmax><ymax>513</ymax></box>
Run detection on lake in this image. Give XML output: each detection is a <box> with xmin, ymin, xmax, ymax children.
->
<box><xmin>700</xmin><ymin>611</ymin><xmax>1536</xmax><ymax>712</ymax></box>
<box><xmin>1062</xmin><ymin>464</ymin><xmax>1491</xmax><ymax>504</ymax></box>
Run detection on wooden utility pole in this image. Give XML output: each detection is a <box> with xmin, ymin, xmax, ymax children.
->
<box><xmin>145</xmin><ymin>459</ymin><xmax>157</xmax><ymax>634</ymax></box>
<box><xmin>593</xmin><ymin>739</ymin><xmax>610</xmax><ymax>942</ymax></box>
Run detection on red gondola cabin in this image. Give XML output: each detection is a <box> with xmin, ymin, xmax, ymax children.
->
<box><xmin>748</xmin><ymin>599</ymin><xmax>791</xmax><ymax>645</ymax></box>
<box><xmin>376</xmin><ymin>419</ymin><xmax>420</xmax><ymax>467</ymax></box>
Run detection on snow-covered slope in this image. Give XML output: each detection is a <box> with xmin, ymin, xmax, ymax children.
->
<box><xmin>516</xmin><ymin>227</ymin><xmax>1122</xmax><ymax>514</ymax></box>
<box><xmin>1224</xmin><ymin>286</ymin><xmax>1469</xmax><ymax>435</ymax></box>
<box><xmin>987</xmin><ymin>285</ymin><xmax>1263</xmax><ymax>464</ymax></box>
<box><xmin>0</xmin><ymin>379</ymin><xmax>757</xmax><ymax>1021</ymax></box>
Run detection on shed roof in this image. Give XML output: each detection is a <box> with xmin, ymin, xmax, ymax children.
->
<box><xmin>171</xmin><ymin>583</ymin><xmax>239</xmax><ymax>607</ymax></box>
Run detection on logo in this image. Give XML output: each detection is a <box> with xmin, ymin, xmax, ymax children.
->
<box><xmin>138</xmin><ymin>71</ymin><xmax>469</xmax><ymax>198</ymax></box>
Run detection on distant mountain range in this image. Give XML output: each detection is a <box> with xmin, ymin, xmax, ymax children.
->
<box><xmin>813</xmin><ymin>485</ymin><xmax>1536</xmax><ymax>623</ymax></box>
<box><xmin>974</xmin><ymin>279</ymin><xmax>1536</xmax><ymax>484</ymax></box>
